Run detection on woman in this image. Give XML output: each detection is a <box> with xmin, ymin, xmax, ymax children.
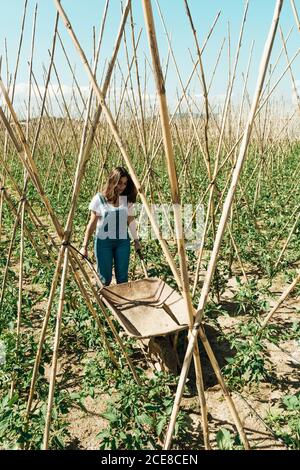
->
<box><xmin>80</xmin><ymin>167</ymin><xmax>141</xmax><ymax>286</ymax></box>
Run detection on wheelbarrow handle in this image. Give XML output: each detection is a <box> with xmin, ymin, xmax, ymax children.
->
<box><xmin>136</xmin><ymin>248</ymin><xmax>149</xmax><ymax>278</ymax></box>
<box><xmin>136</xmin><ymin>248</ymin><xmax>144</xmax><ymax>260</ymax></box>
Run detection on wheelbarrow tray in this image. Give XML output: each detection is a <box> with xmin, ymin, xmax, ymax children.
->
<box><xmin>100</xmin><ymin>278</ymin><xmax>189</xmax><ymax>338</ymax></box>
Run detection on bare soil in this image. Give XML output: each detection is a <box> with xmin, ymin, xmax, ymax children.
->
<box><xmin>39</xmin><ymin>272</ymin><xmax>299</xmax><ymax>451</ymax></box>
<box><xmin>9</xmin><ymin>244</ymin><xmax>299</xmax><ymax>451</ymax></box>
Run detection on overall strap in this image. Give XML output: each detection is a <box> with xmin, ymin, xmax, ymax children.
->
<box><xmin>98</xmin><ymin>192</ymin><xmax>108</xmax><ymax>207</ymax></box>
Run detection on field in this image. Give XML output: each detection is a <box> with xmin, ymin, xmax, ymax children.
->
<box><xmin>0</xmin><ymin>0</ymin><xmax>299</xmax><ymax>451</ymax></box>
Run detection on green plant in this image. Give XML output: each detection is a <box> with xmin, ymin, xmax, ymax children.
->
<box><xmin>0</xmin><ymin>392</ymin><xmax>71</xmax><ymax>450</ymax></box>
<box><xmin>216</xmin><ymin>427</ymin><xmax>243</xmax><ymax>450</ymax></box>
<box><xmin>221</xmin><ymin>319</ymin><xmax>274</xmax><ymax>389</ymax></box>
<box><xmin>265</xmin><ymin>393</ymin><xmax>300</xmax><ymax>449</ymax></box>
<box><xmin>233</xmin><ymin>278</ymin><xmax>270</xmax><ymax>316</ymax></box>
<box><xmin>97</xmin><ymin>372</ymin><xmax>188</xmax><ymax>450</ymax></box>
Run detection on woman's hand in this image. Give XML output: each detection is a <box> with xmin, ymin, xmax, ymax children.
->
<box><xmin>134</xmin><ymin>239</ymin><xmax>142</xmax><ymax>252</ymax></box>
<box><xmin>80</xmin><ymin>246</ymin><xmax>88</xmax><ymax>258</ymax></box>
<box><xmin>80</xmin><ymin>211</ymin><xmax>98</xmax><ymax>259</ymax></box>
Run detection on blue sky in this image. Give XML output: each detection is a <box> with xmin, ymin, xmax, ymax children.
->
<box><xmin>0</xmin><ymin>0</ymin><xmax>299</xmax><ymax>115</ymax></box>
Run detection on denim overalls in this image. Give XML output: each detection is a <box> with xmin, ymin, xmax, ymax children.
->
<box><xmin>94</xmin><ymin>193</ymin><xmax>130</xmax><ymax>286</ymax></box>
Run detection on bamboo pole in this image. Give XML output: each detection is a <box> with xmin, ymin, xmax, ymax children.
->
<box><xmin>53</xmin><ymin>0</ymin><xmax>183</xmax><ymax>290</ymax></box>
<box><xmin>142</xmin><ymin>0</ymin><xmax>210</xmax><ymax>449</ymax></box>
<box><xmin>0</xmin><ymin>154</ymin><xmax>55</xmax><ymax>260</ymax></box>
<box><xmin>138</xmin><ymin>16</ymin><xmax>224</xmax><ymax>235</ymax></box>
<box><xmin>164</xmin><ymin>0</ymin><xmax>283</xmax><ymax>449</ymax></box>
<box><xmin>41</xmin><ymin>0</ymin><xmax>141</xmax><ymax>447</ymax></box>
<box><xmin>0</xmin><ymin>86</ymin><xmax>63</xmax><ymax>238</ymax></box>
<box><xmin>27</xmin><ymin>0</ymin><xmax>154</xmax><ymax>446</ymax></box>
<box><xmin>122</xmin><ymin>20</ymin><xmax>147</xmax><ymax>158</ymax></box>
<box><xmin>93</xmin><ymin>30</ymin><xmax>142</xmax><ymax>194</ymax></box>
<box><xmin>141</xmin><ymin>10</ymin><xmax>222</xmax><ymax>190</ymax></box>
<box><xmin>198</xmin><ymin>326</ymin><xmax>249</xmax><ymax>448</ymax></box>
<box><xmin>69</xmin><ymin>0</ymin><xmax>135</xmax><ymax>195</ymax></box>
<box><xmin>210</xmin><ymin>44</ymin><xmax>300</xmax><ymax>184</ymax></box>
<box><xmin>2</xmin><ymin>67</ymin><xmax>129</xmax><ymax>433</ymax></box>
<box><xmin>155</xmin><ymin>1</ymin><xmax>211</xmax><ymax>179</ymax></box>
<box><xmin>214</xmin><ymin>2</ymin><xmax>249</xmax><ymax>170</ymax></box>
<box><xmin>11</xmin><ymin>3</ymin><xmax>39</xmax><ymax>401</ymax></box>
<box><xmin>0</xmin><ymin>0</ymin><xmax>28</xmax><ymax>241</ymax></box>
<box><xmin>192</xmin><ymin>340</ymin><xmax>210</xmax><ymax>449</ymax></box>
<box><xmin>163</xmin><ymin>325</ymin><xmax>197</xmax><ymax>448</ymax></box>
<box><xmin>270</xmin><ymin>203</ymin><xmax>300</xmax><ymax>250</ymax></box>
<box><xmin>25</xmin><ymin>244</ymin><xmax>121</xmax><ymax>419</ymax></box>
<box><xmin>260</xmin><ymin>26</ymin><xmax>293</xmax><ymax>103</ymax></box>
<box><xmin>68</xmin><ymin>256</ymin><xmax>118</xmax><ymax>367</ymax></box>
<box><xmin>141</xmin><ymin>34</ymin><xmax>225</xmax><ymax>295</ymax></box>
<box><xmin>279</xmin><ymin>26</ymin><xmax>300</xmax><ymax>113</ymax></box>
<box><xmin>188</xmin><ymin>45</ymin><xmax>300</xmax><ymax>264</ymax></box>
<box><xmin>43</xmin><ymin>245</ymin><xmax>69</xmax><ymax>449</ymax></box>
<box><xmin>208</xmin><ymin>0</ymin><xmax>249</xmax><ymax>234</ymax></box>
<box><xmin>27</xmin><ymin>3</ymin><xmax>38</xmax><ymax>143</ymax></box>
<box><xmin>57</xmin><ymin>32</ymin><xmax>88</xmax><ymax>112</ymax></box>
<box><xmin>227</xmin><ymin>40</ymin><xmax>255</xmax><ymax>277</ymax></box>
<box><xmin>29</xmin><ymin>70</ymin><xmax>73</xmax><ymax>185</ymax></box>
<box><xmin>261</xmin><ymin>270</ymin><xmax>300</xmax><ymax>329</ymax></box>
<box><xmin>63</xmin><ymin>0</ymin><xmax>133</xmax><ymax>234</ymax></box>
<box><xmin>189</xmin><ymin>0</ymin><xmax>250</xmax><ymax>295</ymax></box>
<box><xmin>141</xmin><ymin>0</ymin><xmax>194</xmax><ymax>323</ymax></box>
<box><xmin>0</xmin><ymin>189</ymin><xmax>45</xmax><ymax>262</ymax></box>
<box><xmin>198</xmin><ymin>0</ymin><xmax>283</xmax><ymax>314</ymax></box>
<box><xmin>3</xmin><ymin>1</ymin><xmax>29</xmax><ymax>399</ymax></box>
<box><xmin>0</xmin><ymin>195</ymin><xmax>22</xmax><ymax>309</ymax></box>
<box><xmin>31</xmin><ymin>13</ymin><xmax>59</xmax><ymax>161</ymax></box>
<box><xmin>183</xmin><ymin>0</ymin><xmax>212</xmax><ymax>180</ymax></box>
<box><xmin>26</xmin><ymin>246</ymin><xmax>64</xmax><ymax>417</ymax></box>
<box><xmin>1</xmin><ymin>0</ymin><xmax>295</xmax><ymax>452</ymax></box>
<box><xmin>50</xmin><ymin>58</ymin><xmax>80</xmax><ymax>152</ymax></box>
<box><xmin>69</xmin><ymin>250</ymin><xmax>141</xmax><ymax>381</ymax></box>
<box><xmin>274</xmin><ymin>210</ymin><xmax>300</xmax><ymax>270</ymax></box>
<box><xmin>129</xmin><ymin>5</ymin><xmax>148</xmax><ymax>155</ymax></box>
<box><xmin>290</xmin><ymin>0</ymin><xmax>300</xmax><ymax>32</ymax></box>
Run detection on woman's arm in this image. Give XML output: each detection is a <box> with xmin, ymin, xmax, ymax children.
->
<box><xmin>80</xmin><ymin>211</ymin><xmax>99</xmax><ymax>257</ymax></box>
<box><xmin>128</xmin><ymin>214</ymin><xmax>141</xmax><ymax>251</ymax></box>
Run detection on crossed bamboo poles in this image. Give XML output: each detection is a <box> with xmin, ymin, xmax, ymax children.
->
<box><xmin>52</xmin><ymin>0</ymin><xmax>251</xmax><ymax>450</ymax></box>
<box><xmin>163</xmin><ymin>0</ymin><xmax>284</xmax><ymax>448</ymax></box>
<box><xmin>1</xmin><ymin>0</ymin><xmax>140</xmax><ymax>449</ymax></box>
<box><xmin>1</xmin><ymin>0</ymin><xmax>183</xmax><ymax>449</ymax></box>
<box><xmin>0</xmin><ymin>0</ymin><xmax>299</xmax><ymax>451</ymax></box>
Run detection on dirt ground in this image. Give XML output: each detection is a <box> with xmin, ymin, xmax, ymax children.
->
<box><xmin>7</xmin><ymin>249</ymin><xmax>298</xmax><ymax>450</ymax></box>
<box><xmin>46</xmin><ymin>272</ymin><xmax>299</xmax><ymax>451</ymax></box>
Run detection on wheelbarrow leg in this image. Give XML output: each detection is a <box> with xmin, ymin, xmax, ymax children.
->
<box><xmin>139</xmin><ymin>338</ymin><xmax>158</xmax><ymax>371</ymax></box>
<box><xmin>169</xmin><ymin>332</ymin><xmax>181</xmax><ymax>369</ymax></box>
<box><xmin>145</xmin><ymin>336</ymin><xmax>178</xmax><ymax>375</ymax></box>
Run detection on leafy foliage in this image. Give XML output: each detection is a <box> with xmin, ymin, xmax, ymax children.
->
<box><xmin>97</xmin><ymin>372</ymin><xmax>188</xmax><ymax>450</ymax></box>
<box><xmin>266</xmin><ymin>393</ymin><xmax>300</xmax><ymax>449</ymax></box>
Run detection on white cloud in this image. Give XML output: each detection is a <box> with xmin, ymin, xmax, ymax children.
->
<box><xmin>1</xmin><ymin>83</ymin><xmax>234</xmax><ymax>120</ymax></box>
<box><xmin>3</xmin><ymin>82</ymin><xmax>91</xmax><ymax>118</ymax></box>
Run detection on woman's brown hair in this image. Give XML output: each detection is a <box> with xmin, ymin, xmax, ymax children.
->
<box><xmin>102</xmin><ymin>166</ymin><xmax>137</xmax><ymax>203</ymax></box>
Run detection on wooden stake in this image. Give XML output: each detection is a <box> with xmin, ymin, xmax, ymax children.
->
<box><xmin>142</xmin><ymin>0</ymin><xmax>210</xmax><ymax>449</ymax></box>
<box><xmin>164</xmin><ymin>0</ymin><xmax>284</xmax><ymax>449</ymax></box>
<box><xmin>53</xmin><ymin>0</ymin><xmax>183</xmax><ymax>290</ymax></box>
<box><xmin>261</xmin><ymin>270</ymin><xmax>300</xmax><ymax>329</ymax></box>
<box><xmin>43</xmin><ymin>245</ymin><xmax>69</xmax><ymax>449</ymax></box>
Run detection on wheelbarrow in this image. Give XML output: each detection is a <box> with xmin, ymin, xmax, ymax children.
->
<box><xmin>82</xmin><ymin>247</ymin><xmax>190</xmax><ymax>372</ymax></box>
<box><xmin>100</xmin><ymin>277</ymin><xmax>189</xmax><ymax>339</ymax></box>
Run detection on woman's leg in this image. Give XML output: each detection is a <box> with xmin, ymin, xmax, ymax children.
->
<box><xmin>114</xmin><ymin>238</ymin><xmax>130</xmax><ymax>284</ymax></box>
<box><xmin>94</xmin><ymin>238</ymin><xmax>113</xmax><ymax>286</ymax></box>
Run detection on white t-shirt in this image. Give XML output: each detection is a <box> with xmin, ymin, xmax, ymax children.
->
<box><xmin>89</xmin><ymin>193</ymin><xmax>134</xmax><ymax>239</ymax></box>
<box><xmin>89</xmin><ymin>193</ymin><xmax>107</xmax><ymax>218</ymax></box>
